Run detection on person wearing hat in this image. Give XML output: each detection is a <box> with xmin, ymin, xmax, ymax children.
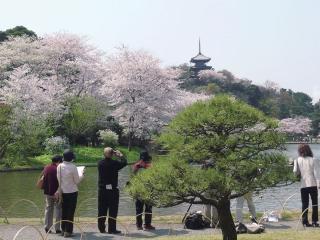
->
<box><xmin>132</xmin><ymin>150</ymin><xmax>155</xmax><ymax>230</ymax></box>
<box><xmin>97</xmin><ymin>147</ymin><xmax>127</xmax><ymax>234</ymax></box>
<box><xmin>57</xmin><ymin>149</ymin><xmax>85</xmax><ymax>238</ymax></box>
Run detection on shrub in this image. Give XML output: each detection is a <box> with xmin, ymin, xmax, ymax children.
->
<box><xmin>44</xmin><ymin>136</ymin><xmax>70</xmax><ymax>154</ymax></box>
<box><xmin>98</xmin><ymin>129</ymin><xmax>119</xmax><ymax>147</ymax></box>
<box><xmin>7</xmin><ymin>118</ymin><xmax>53</xmax><ymax>162</ymax></box>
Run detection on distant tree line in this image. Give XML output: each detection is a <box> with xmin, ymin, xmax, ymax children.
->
<box><xmin>0</xmin><ymin>26</ymin><xmax>37</xmax><ymax>42</ymax></box>
<box><xmin>178</xmin><ymin>65</ymin><xmax>320</xmax><ymax>137</ymax></box>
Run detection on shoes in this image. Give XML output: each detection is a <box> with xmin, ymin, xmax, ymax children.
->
<box><xmin>144</xmin><ymin>224</ymin><xmax>156</xmax><ymax>230</ymax></box>
<box><xmin>56</xmin><ymin>230</ymin><xmax>62</xmax><ymax>234</ymax></box>
<box><xmin>137</xmin><ymin>225</ymin><xmax>143</xmax><ymax>230</ymax></box>
<box><xmin>108</xmin><ymin>230</ymin><xmax>121</xmax><ymax>234</ymax></box>
<box><xmin>44</xmin><ymin>228</ymin><xmax>52</xmax><ymax>234</ymax></box>
<box><xmin>312</xmin><ymin>222</ymin><xmax>320</xmax><ymax>227</ymax></box>
<box><xmin>250</xmin><ymin>216</ymin><xmax>258</xmax><ymax>224</ymax></box>
<box><xmin>63</xmin><ymin>232</ymin><xmax>74</xmax><ymax>238</ymax></box>
<box><xmin>303</xmin><ymin>222</ymin><xmax>312</xmax><ymax>227</ymax></box>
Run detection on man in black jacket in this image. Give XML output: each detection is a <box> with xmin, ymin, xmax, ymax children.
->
<box><xmin>97</xmin><ymin>147</ymin><xmax>127</xmax><ymax>234</ymax></box>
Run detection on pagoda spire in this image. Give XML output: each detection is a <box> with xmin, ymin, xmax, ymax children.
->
<box><xmin>190</xmin><ymin>39</ymin><xmax>213</xmax><ymax>77</ymax></box>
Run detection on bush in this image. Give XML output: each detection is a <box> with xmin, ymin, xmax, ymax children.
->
<box><xmin>44</xmin><ymin>136</ymin><xmax>70</xmax><ymax>154</ymax></box>
<box><xmin>98</xmin><ymin>129</ymin><xmax>119</xmax><ymax>147</ymax></box>
<box><xmin>0</xmin><ymin>104</ymin><xmax>12</xmax><ymax>162</ymax></box>
<box><xmin>7</xmin><ymin>118</ymin><xmax>53</xmax><ymax>162</ymax></box>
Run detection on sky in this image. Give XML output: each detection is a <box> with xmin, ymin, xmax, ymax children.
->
<box><xmin>1</xmin><ymin>0</ymin><xmax>320</xmax><ymax>101</ymax></box>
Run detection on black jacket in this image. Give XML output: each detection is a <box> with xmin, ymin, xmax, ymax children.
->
<box><xmin>98</xmin><ymin>157</ymin><xmax>127</xmax><ymax>189</ymax></box>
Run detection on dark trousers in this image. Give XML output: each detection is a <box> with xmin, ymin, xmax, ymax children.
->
<box><xmin>301</xmin><ymin>186</ymin><xmax>318</xmax><ymax>224</ymax></box>
<box><xmin>135</xmin><ymin>199</ymin><xmax>152</xmax><ymax>227</ymax></box>
<box><xmin>61</xmin><ymin>192</ymin><xmax>78</xmax><ymax>234</ymax></box>
<box><xmin>98</xmin><ymin>188</ymin><xmax>119</xmax><ymax>232</ymax></box>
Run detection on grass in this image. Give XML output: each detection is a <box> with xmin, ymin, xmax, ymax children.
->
<box><xmin>0</xmin><ymin>145</ymin><xmax>141</xmax><ymax>169</ymax></box>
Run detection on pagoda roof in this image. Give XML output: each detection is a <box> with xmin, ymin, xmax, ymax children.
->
<box><xmin>190</xmin><ymin>53</ymin><xmax>211</xmax><ymax>62</ymax></box>
<box><xmin>190</xmin><ymin>38</ymin><xmax>211</xmax><ymax>63</ymax></box>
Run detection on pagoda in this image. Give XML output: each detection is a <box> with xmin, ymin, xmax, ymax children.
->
<box><xmin>190</xmin><ymin>39</ymin><xmax>212</xmax><ymax>77</ymax></box>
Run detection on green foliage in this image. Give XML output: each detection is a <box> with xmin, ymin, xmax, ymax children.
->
<box><xmin>0</xmin><ymin>105</ymin><xmax>12</xmax><ymax>162</ymax></box>
<box><xmin>31</xmin><ymin>145</ymin><xmax>141</xmax><ymax>166</ymax></box>
<box><xmin>0</xmin><ymin>26</ymin><xmax>37</xmax><ymax>42</ymax></box>
<box><xmin>61</xmin><ymin>96</ymin><xmax>109</xmax><ymax>145</ymax></box>
<box><xmin>6</xmin><ymin>118</ymin><xmax>53</xmax><ymax>166</ymax></box>
<box><xmin>127</xmin><ymin>95</ymin><xmax>293</xmax><ymax>207</ymax></box>
<box><xmin>311</xmin><ymin>101</ymin><xmax>320</xmax><ymax>136</ymax></box>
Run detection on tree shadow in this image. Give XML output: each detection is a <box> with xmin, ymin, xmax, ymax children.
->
<box><xmin>83</xmin><ymin>228</ymin><xmax>189</xmax><ymax>239</ymax></box>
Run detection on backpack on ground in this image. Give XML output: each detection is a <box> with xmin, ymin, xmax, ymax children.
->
<box><xmin>235</xmin><ymin>222</ymin><xmax>265</xmax><ymax>234</ymax></box>
<box><xmin>184</xmin><ymin>211</ymin><xmax>209</xmax><ymax>230</ymax></box>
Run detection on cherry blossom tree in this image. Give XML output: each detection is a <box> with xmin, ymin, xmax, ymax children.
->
<box><xmin>0</xmin><ymin>33</ymin><xmax>106</xmax><ymax>96</ymax></box>
<box><xmin>40</xmin><ymin>33</ymin><xmax>106</xmax><ymax>96</ymax></box>
<box><xmin>102</xmin><ymin>47</ymin><xmax>207</xmax><ymax>149</ymax></box>
<box><xmin>278</xmin><ymin>117</ymin><xmax>312</xmax><ymax>134</ymax></box>
<box><xmin>198</xmin><ymin>69</ymin><xmax>226</xmax><ymax>82</ymax></box>
<box><xmin>0</xmin><ymin>65</ymin><xmax>64</xmax><ymax>118</ymax></box>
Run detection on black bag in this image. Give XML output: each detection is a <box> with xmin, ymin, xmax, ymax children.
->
<box><xmin>235</xmin><ymin>222</ymin><xmax>247</xmax><ymax>234</ymax></box>
<box><xmin>235</xmin><ymin>222</ymin><xmax>265</xmax><ymax>234</ymax></box>
<box><xmin>184</xmin><ymin>211</ymin><xmax>207</xmax><ymax>230</ymax></box>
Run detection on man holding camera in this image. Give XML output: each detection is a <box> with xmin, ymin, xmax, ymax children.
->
<box><xmin>97</xmin><ymin>147</ymin><xmax>127</xmax><ymax>234</ymax></box>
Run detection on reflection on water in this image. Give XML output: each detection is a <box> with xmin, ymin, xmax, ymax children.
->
<box><xmin>0</xmin><ymin>144</ymin><xmax>320</xmax><ymax>217</ymax></box>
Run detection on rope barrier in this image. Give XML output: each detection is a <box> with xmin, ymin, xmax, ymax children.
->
<box><xmin>13</xmin><ymin>225</ymin><xmax>44</xmax><ymax>240</ymax></box>
<box><xmin>1</xmin><ymin>195</ymin><xmax>320</xmax><ymax>239</ymax></box>
<box><xmin>6</xmin><ymin>199</ymin><xmax>42</xmax><ymax>224</ymax></box>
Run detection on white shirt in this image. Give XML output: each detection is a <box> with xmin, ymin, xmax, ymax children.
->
<box><xmin>293</xmin><ymin>156</ymin><xmax>320</xmax><ymax>188</ymax></box>
<box><xmin>57</xmin><ymin>161</ymin><xmax>83</xmax><ymax>193</ymax></box>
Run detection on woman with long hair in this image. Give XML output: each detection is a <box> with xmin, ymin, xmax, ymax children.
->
<box><xmin>293</xmin><ymin>144</ymin><xmax>320</xmax><ymax>227</ymax></box>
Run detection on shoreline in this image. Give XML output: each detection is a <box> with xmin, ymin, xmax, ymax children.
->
<box><xmin>0</xmin><ymin>163</ymin><xmax>98</xmax><ymax>173</ymax></box>
<box><xmin>0</xmin><ymin>162</ymin><xmax>136</xmax><ymax>172</ymax></box>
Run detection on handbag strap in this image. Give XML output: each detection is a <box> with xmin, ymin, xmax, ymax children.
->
<box><xmin>57</xmin><ymin>164</ymin><xmax>63</xmax><ymax>203</ymax></box>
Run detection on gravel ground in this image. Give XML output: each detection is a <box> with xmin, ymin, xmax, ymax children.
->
<box><xmin>0</xmin><ymin>220</ymin><xmax>306</xmax><ymax>240</ymax></box>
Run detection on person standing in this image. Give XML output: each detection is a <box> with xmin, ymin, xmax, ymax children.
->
<box><xmin>97</xmin><ymin>147</ymin><xmax>127</xmax><ymax>234</ymax></box>
<box><xmin>293</xmin><ymin>144</ymin><xmax>320</xmax><ymax>227</ymax></box>
<box><xmin>132</xmin><ymin>151</ymin><xmax>155</xmax><ymax>230</ymax></box>
<box><xmin>43</xmin><ymin>155</ymin><xmax>62</xmax><ymax>234</ymax></box>
<box><xmin>236</xmin><ymin>192</ymin><xmax>257</xmax><ymax>224</ymax></box>
<box><xmin>57</xmin><ymin>150</ymin><xmax>85</xmax><ymax>238</ymax></box>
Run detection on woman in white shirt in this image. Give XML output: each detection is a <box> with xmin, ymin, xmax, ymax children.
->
<box><xmin>57</xmin><ymin>150</ymin><xmax>84</xmax><ymax>237</ymax></box>
<box><xmin>293</xmin><ymin>144</ymin><xmax>320</xmax><ymax>227</ymax></box>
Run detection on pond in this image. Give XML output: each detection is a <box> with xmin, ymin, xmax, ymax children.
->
<box><xmin>1</xmin><ymin>144</ymin><xmax>320</xmax><ymax>218</ymax></box>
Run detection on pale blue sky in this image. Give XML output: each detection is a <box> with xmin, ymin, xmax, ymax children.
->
<box><xmin>1</xmin><ymin>0</ymin><xmax>320</xmax><ymax>101</ymax></box>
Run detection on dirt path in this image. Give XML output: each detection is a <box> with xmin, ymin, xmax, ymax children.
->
<box><xmin>0</xmin><ymin>220</ymin><xmax>307</xmax><ymax>240</ymax></box>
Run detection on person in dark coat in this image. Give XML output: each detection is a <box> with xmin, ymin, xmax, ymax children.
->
<box><xmin>97</xmin><ymin>147</ymin><xmax>127</xmax><ymax>234</ymax></box>
<box><xmin>43</xmin><ymin>155</ymin><xmax>62</xmax><ymax>234</ymax></box>
<box><xmin>132</xmin><ymin>150</ymin><xmax>155</xmax><ymax>230</ymax></box>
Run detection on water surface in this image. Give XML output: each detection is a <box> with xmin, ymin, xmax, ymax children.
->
<box><xmin>1</xmin><ymin>144</ymin><xmax>319</xmax><ymax>218</ymax></box>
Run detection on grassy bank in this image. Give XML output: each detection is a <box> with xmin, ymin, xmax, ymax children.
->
<box><xmin>0</xmin><ymin>146</ymin><xmax>141</xmax><ymax>170</ymax></box>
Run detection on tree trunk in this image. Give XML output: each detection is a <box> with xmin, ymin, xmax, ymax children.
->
<box><xmin>128</xmin><ymin>132</ymin><xmax>132</xmax><ymax>151</ymax></box>
<box><xmin>217</xmin><ymin>199</ymin><xmax>237</xmax><ymax>240</ymax></box>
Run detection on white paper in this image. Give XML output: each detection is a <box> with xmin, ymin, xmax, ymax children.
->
<box><xmin>77</xmin><ymin>166</ymin><xmax>85</xmax><ymax>177</ymax></box>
